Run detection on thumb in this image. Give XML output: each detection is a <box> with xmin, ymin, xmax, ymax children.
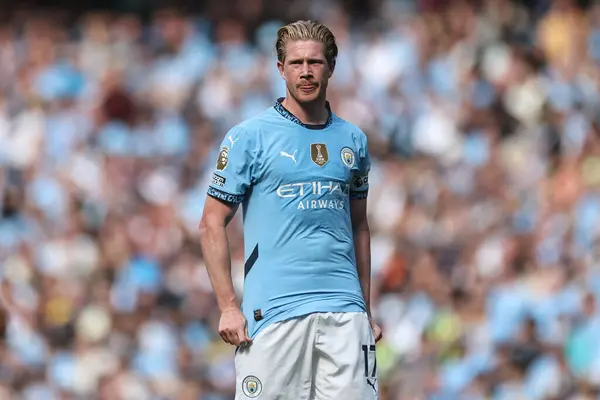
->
<box><xmin>244</xmin><ymin>321</ymin><xmax>253</xmax><ymax>343</ymax></box>
<box><xmin>375</xmin><ymin>326</ymin><xmax>383</xmax><ymax>342</ymax></box>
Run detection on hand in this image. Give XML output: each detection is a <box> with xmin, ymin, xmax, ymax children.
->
<box><xmin>219</xmin><ymin>307</ymin><xmax>252</xmax><ymax>346</ymax></box>
<box><xmin>370</xmin><ymin>317</ymin><xmax>383</xmax><ymax>343</ymax></box>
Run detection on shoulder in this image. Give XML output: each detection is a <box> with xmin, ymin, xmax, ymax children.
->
<box><xmin>223</xmin><ymin>108</ymin><xmax>280</xmax><ymax>158</ymax></box>
<box><xmin>331</xmin><ymin>114</ymin><xmax>368</xmax><ymax>145</ymax></box>
<box><xmin>233</xmin><ymin>107</ymin><xmax>280</xmax><ymax>135</ymax></box>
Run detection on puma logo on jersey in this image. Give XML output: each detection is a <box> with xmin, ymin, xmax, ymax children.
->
<box><xmin>280</xmin><ymin>150</ymin><xmax>297</xmax><ymax>164</ymax></box>
<box><xmin>228</xmin><ymin>135</ymin><xmax>239</xmax><ymax>147</ymax></box>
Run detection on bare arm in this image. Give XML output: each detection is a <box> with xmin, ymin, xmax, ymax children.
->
<box><xmin>199</xmin><ymin>195</ymin><xmax>252</xmax><ymax>346</ymax></box>
<box><xmin>351</xmin><ymin>197</ymin><xmax>383</xmax><ymax>342</ymax></box>
<box><xmin>350</xmin><ymin>197</ymin><xmax>372</xmax><ymax>317</ymax></box>
<box><xmin>199</xmin><ymin>196</ymin><xmax>240</xmax><ymax>312</ymax></box>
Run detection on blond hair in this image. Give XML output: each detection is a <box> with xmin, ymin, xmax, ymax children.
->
<box><xmin>275</xmin><ymin>20</ymin><xmax>338</xmax><ymax>68</ymax></box>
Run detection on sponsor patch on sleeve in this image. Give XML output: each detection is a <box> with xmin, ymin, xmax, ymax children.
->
<box><xmin>352</xmin><ymin>175</ymin><xmax>369</xmax><ymax>190</ymax></box>
<box><xmin>207</xmin><ymin>187</ymin><xmax>244</xmax><ymax>203</ymax></box>
<box><xmin>212</xmin><ymin>173</ymin><xmax>226</xmax><ymax>187</ymax></box>
<box><xmin>216</xmin><ymin>146</ymin><xmax>229</xmax><ymax>171</ymax></box>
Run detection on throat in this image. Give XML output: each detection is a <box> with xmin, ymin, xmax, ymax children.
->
<box><xmin>274</xmin><ymin>97</ymin><xmax>333</xmax><ymax>130</ymax></box>
<box><xmin>282</xmin><ymin>97</ymin><xmax>329</xmax><ymax>125</ymax></box>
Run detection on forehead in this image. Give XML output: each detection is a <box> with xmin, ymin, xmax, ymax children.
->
<box><xmin>284</xmin><ymin>40</ymin><xmax>326</xmax><ymax>60</ymax></box>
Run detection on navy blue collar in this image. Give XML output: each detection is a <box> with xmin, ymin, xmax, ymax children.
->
<box><xmin>274</xmin><ymin>97</ymin><xmax>333</xmax><ymax>130</ymax></box>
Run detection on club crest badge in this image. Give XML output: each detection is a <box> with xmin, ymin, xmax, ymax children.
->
<box><xmin>341</xmin><ymin>147</ymin><xmax>355</xmax><ymax>168</ymax></box>
<box><xmin>310</xmin><ymin>143</ymin><xmax>329</xmax><ymax>167</ymax></box>
<box><xmin>216</xmin><ymin>146</ymin><xmax>229</xmax><ymax>171</ymax></box>
<box><xmin>242</xmin><ymin>375</ymin><xmax>262</xmax><ymax>398</ymax></box>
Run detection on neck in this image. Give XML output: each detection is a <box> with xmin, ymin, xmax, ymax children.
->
<box><xmin>282</xmin><ymin>94</ymin><xmax>329</xmax><ymax>125</ymax></box>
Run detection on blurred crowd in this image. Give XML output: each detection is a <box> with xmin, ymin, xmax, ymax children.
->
<box><xmin>2</xmin><ymin>0</ymin><xmax>600</xmax><ymax>399</ymax></box>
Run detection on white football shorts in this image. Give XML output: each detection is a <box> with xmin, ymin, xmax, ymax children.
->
<box><xmin>234</xmin><ymin>311</ymin><xmax>379</xmax><ymax>400</ymax></box>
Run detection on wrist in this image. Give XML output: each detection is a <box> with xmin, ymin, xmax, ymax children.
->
<box><xmin>218</xmin><ymin>296</ymin><xmax>239</xmax><ymax>312</ymax></box>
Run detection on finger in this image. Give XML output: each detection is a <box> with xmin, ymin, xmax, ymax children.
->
<box><xmin>237</xmin><ymin>328</ymin><xmax>250</xmax><ymax>345</ymax></box>
<box><xmin>223</xmin><ymin>329</ymin><xmax>239</xmax><ymax>345</ymax></box>
<box><xmin>219</xmin><ymin>331</ymin><xmax>231</xmax><ymax>345</ymax></box>
<box><xmin>224</xmin><ymin>329</ymin><xmax>240</xmax><ymax>346</ymax></box>
<box><xmin>371</xmin><ymin>325</ymin><xmax>380</xmax><ymax>341</ymax></box>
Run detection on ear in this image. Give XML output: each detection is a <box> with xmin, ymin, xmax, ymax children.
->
<box><xmin>328</xmin><ymin>61</ymin><xmax>335</xmax><ymax>78</ymax></box>
<box><xmin>277</xmin><ymin>60</ymin><xmax>285</xmax><ymax>80</ymax></box>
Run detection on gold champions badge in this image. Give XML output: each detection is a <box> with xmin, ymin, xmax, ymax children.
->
<box><xmin>310</xmin><ymin>143</ymin><xmax>329</xmax><ymax>167</ymax></box>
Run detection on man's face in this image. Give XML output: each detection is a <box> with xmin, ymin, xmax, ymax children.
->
<box><xmin>277</xmin><ymin>40</ymin><xmax>333</xmax><ymax>104</ymax></box>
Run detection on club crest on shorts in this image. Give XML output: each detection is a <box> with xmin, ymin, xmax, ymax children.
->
<box><xmin>216</xmin><ymin>146</ymin><xmax>229</xmax><ymax>171</ymax></box>
<box><xmin>341</xmin><ymin>147</ymin><xmax>355</xmax><ymax>168</ymax></box>
<box><xmin>242</xmin><ymin>375</ymin><xmax>262</xmax><ymax>398</ymax></box>
<box><xmin>310</xmin><ymin>143</ymin><xmax>329</xmax><ymax>167</ymax></box>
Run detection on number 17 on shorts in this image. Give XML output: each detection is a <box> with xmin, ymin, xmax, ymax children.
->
<box><xmin>362</xmin><ymin>344</ymin><xmax>378</xmax><ymax>395</ymax></box>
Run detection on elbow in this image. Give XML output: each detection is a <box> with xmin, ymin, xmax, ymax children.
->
<box><xmin>199</xmin><ymin>212</ymin><xmax>226</xmax><ymax>245</ymax></box>
<box><xmin>199</xmin><ymin>198</ymin><xmax>237</xmax><ymax>246</ymax></box>
<box><xmin>198</xmin><ymin>217</ymin><xmax>208</xmax><ymax>238</ymax></box>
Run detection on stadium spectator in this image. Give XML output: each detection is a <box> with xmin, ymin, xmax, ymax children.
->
<box><xmin>2</xmin><ymin>1</ymin><xmax>600</xmax><ymax>399</ymax></box>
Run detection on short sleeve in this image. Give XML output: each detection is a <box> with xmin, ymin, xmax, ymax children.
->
<box><xmin>350</xmin><ymin>132</ymin><xmax>371</xmax><ymax>200</ymax></box>
<box><xmin>207</xmin><ymin>126</ymin><xmax>257</xmax><ymax>204</ymax></box>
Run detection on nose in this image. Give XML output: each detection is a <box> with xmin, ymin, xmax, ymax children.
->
<box><xmin>300</xmin><ymin>61</ymin><xmax>312</xmax><ymax>79</ymax></box>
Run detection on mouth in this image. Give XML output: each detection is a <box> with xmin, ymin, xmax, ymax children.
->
<box><xmin>299</xmin><ymin>84</ymin><xmax>317</xmax><ymax>93</ymax></box>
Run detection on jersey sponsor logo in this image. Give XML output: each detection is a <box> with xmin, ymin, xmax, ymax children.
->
<box><xmin>216</xmin><ymin>146</ymin><xmax>229</xmax><ymax>171</ymax></box>
<box><xmin>297</xmin><ymin>199</ymin><xmax>345</xmax><ymax>210</ymax></box>
<box><xmin>341</xmin><ymin>147</ymin><xmax>355</xmax><ymax>168</ymax></box>
<box><xmin>276</xmin><ymin>181</ymin><xmax>349</xmax><ymax>210</ymax></box>
<box><xmin>242</xmin><ymin>375</ymin><xmax>262</xmax><ymax>398</ymax></box>
<box><xmin>212</xmin><ymin>173</ymin><xmax>226</xmax><ymax>187</ymax></box>
<box><xmin>276</xmin><ymin>181</ymin><xmax>350</xmax><ymax>198</ymax></box>
<box><xmin>310</xmin><ymin>143</ymin><xmax>329</xmax><ymax>167</ymax></box>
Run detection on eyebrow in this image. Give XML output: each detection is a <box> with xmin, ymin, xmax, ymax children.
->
<box><xmin>287</xmin><ymin>56</ymin><xmax>324</xmax><ymax>63</ymax></box>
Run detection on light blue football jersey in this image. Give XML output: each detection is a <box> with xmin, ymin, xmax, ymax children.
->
<box><xmin>207</xmin><ymin>98</ymin><xmax>371</xmax><ymax>339</ymax></box>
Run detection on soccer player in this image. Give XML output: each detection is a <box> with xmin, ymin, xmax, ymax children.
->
<box><xmin>199</xmin><ymin>20</ymin><xmax>382</xmax><ymax>399</ymax></box>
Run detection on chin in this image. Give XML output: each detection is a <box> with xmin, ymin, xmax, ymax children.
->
<box><xmin>295</xmin><ymin>90</ymin><xmax>322</xmax><ymax>104</ymax></box>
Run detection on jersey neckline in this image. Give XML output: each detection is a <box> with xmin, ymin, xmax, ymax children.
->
<box><xmin>273</xmin><ymin>97</ymin><xmax>333</xmax><ymax>130</ymax></box>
